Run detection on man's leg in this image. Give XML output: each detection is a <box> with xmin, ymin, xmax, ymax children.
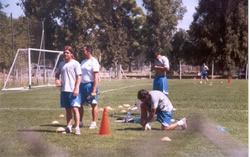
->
<box><xmin>79</xmin><ymin>105</ymin><xmax>84</xmax><ymax>123</ymax></box>
<box><xmin>72</xmin><ymin>107</ymin><xmax>80</xmax><ymax>128</ymax></box>
<box><xmin>89</xmin><ymin>104</ymin><xmax>98</xmax><ymax>129</ymax></box>
<box><xmin>66</xmin><ymin>108</ymin><xmax>73</xmax><ymax>126</ymax></box>
<box><xmin>91</xmin><ymin>104</ymin><xmax>98</xmax><ymax>122</ymax></box>
<box><xmin>162</xmin><ymin>118</ymin><xmax>187</xmax><ymax>131</ymax></box>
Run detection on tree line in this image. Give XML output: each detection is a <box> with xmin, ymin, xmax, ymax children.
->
<box><xmin>0</xmin><ymin>0</ymin><xmax>248</xmax><ymax>76</ymax></box>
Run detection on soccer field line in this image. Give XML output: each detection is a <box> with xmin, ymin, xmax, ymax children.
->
<box><xmin>99</xmin><ymin>83</ymin><xmax>152</xmax><ymax>94</ymax></box>
<box><xmin>0</xmin><ymin>108</ymin><xmax>64</xmax><ymax>111</ymax></box>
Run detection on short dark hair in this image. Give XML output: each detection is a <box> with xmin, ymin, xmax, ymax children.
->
<box><xmin>137</xmin><ymin>89</ymin><xmax>149</xmax><ymax>99</ymax></box>
<box><xmin>152</xmin><ymin>52</ymin><xmax>158</xmax><ymax>59</ymax></box>
<box><xmin>84</xmin><ymin>45</ymin><xmax>93</xmax><ymax>54</ymax></box>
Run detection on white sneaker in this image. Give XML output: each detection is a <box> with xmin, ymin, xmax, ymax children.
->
<box><xmin>144</xmin><ymin>123</ymin><xmax>151</xmax><ymax>131</ymax></box>
<box><xmin>181</xmin><ymin>118</ymin><xmax>187</xmax><ymax>130</ymax></box>
<box><xmin>75</xmin><ymin>127</ymin><xmax>81</xmax><ymax>135</ymax></box>
<box><xmin>200</xmin><ymin>81</ymin><xmax>202</xmax><ymax>84</ymax></box>
<box><xmin>62</xmin><ymin>126</ymin><xmax>72</xmax><ymax>134</ymax></box>
<box><xmin>89</xmin><ymin>122</ymin><xmax>97</xmax><ymax>129</ymax></box>
<box><xmin>73</xmin><ymin>121</ymin><xmax>84</xmax><ymax>128</ymax></box>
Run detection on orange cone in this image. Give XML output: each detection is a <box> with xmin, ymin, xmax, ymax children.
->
<box><xmin>99</xmin><ymin>108</ymin><xmax>110</xmax><ymax>135</ymax></box>
<box><xmin>228</xmin><ymin>76</ymin><xmax>231</xmax><ymax>83</ymax></box>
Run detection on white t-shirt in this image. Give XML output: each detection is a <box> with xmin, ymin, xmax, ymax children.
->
<box><xmin>81</xmin><ymin>57</ymin><xmax>99</xmax><ymax>83</ymax></box>
<box><xmin>149</xmin><ymin>90</ymin><xmax>173</xmax><ymax>112</ymax></box>
<box><xmin>155</xmin><ymin>56</ymin><xmax>169</xmax><ymax>68</ymax></box>
<box><xmin>56</xmin><ymin>59</ymin><xmax>82</xmax><ymax>92</ymax></box>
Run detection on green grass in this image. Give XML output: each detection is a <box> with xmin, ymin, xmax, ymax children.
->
<box><xmin>0</xmin><ymin>79</ymin><xmax>248</xmax><ymax>157</ymax></box>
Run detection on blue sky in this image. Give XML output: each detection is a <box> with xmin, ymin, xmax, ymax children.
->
<box><xmin>2</xmin><ymin>0</ymin><xmax>198</xmax><ymax>30</ymax></box>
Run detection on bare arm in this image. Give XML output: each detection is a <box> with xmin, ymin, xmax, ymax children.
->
<box><xmin>141</xmin><ymin>108</ymin><xmax>157</xmax><ymax>127</ymax></box>
<box><xmin>55</xmin><ymin>73</ymin><xmax>61</xmax><ymax>87</ymax></box>
<box><xmin>91</xmin><ymin>72</ymin><xmax>99</xmax><ymax>98</ymax></box>
<box><xmin>153</xmin><ymin>65</ymin><xmax>169</xmax><ymax>71</ymax></box>
<box><xmin>73</xmin><ymin>75</ymin><xmax>81</xmax><ymax>97</ymax></box>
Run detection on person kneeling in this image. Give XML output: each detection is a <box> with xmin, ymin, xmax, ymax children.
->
<box><xmin>137</xmin><ymin>89</ymin><xmax>187</xmax><ymax>131</ymax></box>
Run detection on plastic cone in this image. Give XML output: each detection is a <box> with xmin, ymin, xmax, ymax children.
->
<box><xmin>99</xmin><ymin>108</ymin><xmax>110</xmax><ymax>135</ymax></box>
<box><xmin>228</xmin><ymin>76</ymin><xmax>231</xmax><ymax>83</ymax></box>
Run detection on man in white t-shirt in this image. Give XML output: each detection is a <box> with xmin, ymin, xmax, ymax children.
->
<box><xmin>55</xmin><ymin>46</ymin><xmax>82</xmax><ymax>135</ymax></box>
<box><xmin>79</xmin><ymin>45</ymin><xmax>99</xmax><ymax>129</ymax></box>
<box><xmin>137</xmin><ymin>89</ymin><xmax>187</xmax><ymax>131</ymax></box>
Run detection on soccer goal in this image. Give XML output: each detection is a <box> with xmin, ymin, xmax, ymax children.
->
<box><xmin>2</xmin><ymin>48</ymin><xmax>63</xmax><ymax>90</ymax></box>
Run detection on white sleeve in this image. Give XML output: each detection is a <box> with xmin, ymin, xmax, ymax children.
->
<box><xmin>163</xmin><ymin>57</ymin><xmax>169</xmax><ymax>68</ymax></box>
<box><xmin>75</xmin><ymin>61</ymin><xmax>82</xmax><ymax>75</ymax></box>
<box><xmin>93</xmin><ymin>59</ymin><xmax>99</xmax><ymax>72</ymax></box>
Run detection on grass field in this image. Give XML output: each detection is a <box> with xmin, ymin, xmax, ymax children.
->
<box><xmin>0</xmin><ymin>79</ymin><xmax>248</xmax><ymax>157</ymax></box>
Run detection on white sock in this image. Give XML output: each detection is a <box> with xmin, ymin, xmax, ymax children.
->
<box><xmin>75</xmin><ymin>127</ymin><xmax>79</xmax><ymax>130</ymax></box>
<box><xmin>177</xmin><ymin>120</ymin><xmax>184</xmax><ymax>126</ymax></box>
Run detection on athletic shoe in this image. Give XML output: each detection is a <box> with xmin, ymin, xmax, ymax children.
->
<box><xmin>89</xmin><ymin>122</ymin><xmax>97</xmax><ymax>129</ymax></box>
<box><xmin>73</xmin><ymin>121</ymin><xmax>84</xmax><ymax>128</ymax></box>
<box><xmin>75</xmin><ymin>127</ymin><xmax>81</xmax><ymax>135</ymax></box>
<box><xmin>62</xmin><ymin>126</ymin><xmax>72</xmax><ymax>134</ymax></box>
<box><xmin>181</xmin><ymin>118</ymin><xmax>187</xmax><ymax>130</ymax></box>
<box><xmin>144</xmin><ymin>123</ymin><xmax>151</xmax><ymax>131</ymax></box>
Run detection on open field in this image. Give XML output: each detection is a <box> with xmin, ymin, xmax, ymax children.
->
<box><xmin>0</xmin><ymin>79</ymin><xmax>248</xmax><ymax>157</ymax></box>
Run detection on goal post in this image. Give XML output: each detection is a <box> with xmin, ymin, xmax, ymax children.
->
<box><xmin>2</xmin><ymin>48</ymin><xmax>63</xmax><ymax>90</ymax></box>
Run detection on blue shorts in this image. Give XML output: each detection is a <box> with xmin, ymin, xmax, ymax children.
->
<box><xmin>156</xmin><ymin>110</ymin><xmax>173</xmax><ymax>127</ymax></box>
<box><xmin>80</xmin><ymin>82</ymin><xmax>98</xmax><ymax>105</ymax></box>
<box><xmin>153</xmin><ymin>76</ymin><xmax>168</xmax><ymax>95</ymax></box>
<box><xmin>60</xmin><ymin>92</ymin><xmax>81</xmax><ymax>108</ymax></box>
<box><xmin>201</xmin><ymin>72</ymin><xmax>207</xmax><ymax>77</ymax></box>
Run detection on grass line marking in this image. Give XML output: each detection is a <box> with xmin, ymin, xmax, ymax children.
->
<box><xmin>100</xmin><ymin>83</ymin><xmax>152</xmax><ymax>94</ymax></box>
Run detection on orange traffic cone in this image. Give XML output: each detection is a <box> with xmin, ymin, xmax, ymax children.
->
<box><xmin>228</xmin><ymin>76</ymin><xmax>231</xmax><ymax>83</ymax></box>
<box><xmin>99</xmin><ymin>108</ymin><xmax>110</xmax><ymax>136</ymax></box>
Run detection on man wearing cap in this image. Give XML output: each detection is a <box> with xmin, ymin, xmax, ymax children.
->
<box><xmin>152</xmin><ymin>52</ymin><xmax>170</xmax><ymax>95</ymax></box>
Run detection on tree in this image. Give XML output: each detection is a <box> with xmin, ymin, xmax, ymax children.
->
<box><xmin>142</xmin><ymin>0</ymin><xmax>186</xmax><ymax>59</ymax></box>
<box><xmin>189</xmin><ymin>0</ymin><xmax>248</xmax><ymax>76</ymax></box>
<box><xmin>0</xmin><ymin>3</ymin><xmax>12</xmax><ymax>69</ymax></box>
<box><xmin>169</xmin><ymin>29</ymin><xmax>188</xmax><ymax>72</ymax></box>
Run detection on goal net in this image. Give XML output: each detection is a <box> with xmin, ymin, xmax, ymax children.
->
<box><xmin>2</xmin><ymin>48</ymin><xmax>63</xmax><ymax>90</ymax></box>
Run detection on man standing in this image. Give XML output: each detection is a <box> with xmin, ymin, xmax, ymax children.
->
<box><xmin>80</xmin><ymin>45</ymin><xmax>99</xmax><ymax>129</ymax></box>
<box><xmin>55</xmin><ymin>46</ymin><xmax>82</xmax><ymax>135</ymax></box>
<box><xmin>137</xmin><ymin>89</ymin><xmax>187</xmax><ymax>131</ymax></box>
<box><xmin>152</xmin><ymin>52</ymin><xmax>170</xmax><ymax>95</ymax></box>
<box><xmin>200</xmin><ymin>63</ymin><xmax>209</xmax><ymax>84</ymax></box>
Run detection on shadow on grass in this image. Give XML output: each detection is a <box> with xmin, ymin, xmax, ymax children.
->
<box><xmin>17</xmin><ymin>129</ymin><xmax>57</xmax><ymax>133</ymax></box>
<box><xmin>40</xmin><ymin>124</ymin><xmax>65</xmax><ymax>127</ymax></box>
<box><xmin>116</xmin><ymin>127</ymin><xmax>161</xmax><ymax>131</ymax></box>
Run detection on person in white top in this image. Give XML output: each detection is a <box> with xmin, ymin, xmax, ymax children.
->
<box><xmin>137</xmin><ymin>89</ymin><xmax>187</xmax><ymax>131</ymax></box>
<box><xmin>79</xmin><ymin>45</ymin><xmax>99</xmax><ymax>129</ymax></box>
<box><xmin>55</xmin><ymin>46</ymin><xmax>82</xmax><ymax>135</ymax></box>
<box><xmin>200</xmin><ymin>63</ymin><xmax>209</xmax><ymax>84</ymax></box>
